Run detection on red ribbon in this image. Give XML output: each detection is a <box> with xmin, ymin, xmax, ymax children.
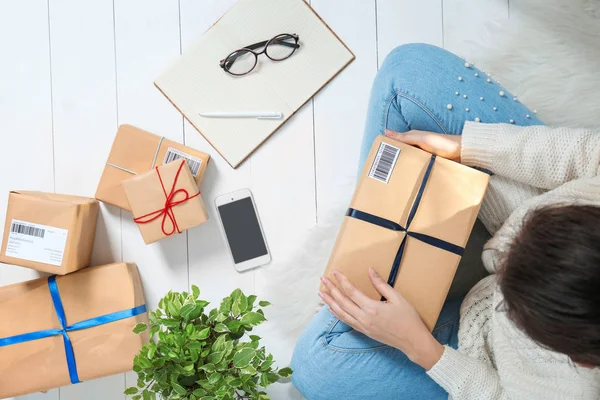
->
<box><xmin>133</xmin><ymin>159</ymin><xmax>201</xmax><ymax>236</ymax></box>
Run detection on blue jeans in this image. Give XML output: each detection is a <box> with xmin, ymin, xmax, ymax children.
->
<box><xmin>291</xmin><ymin>44</ymin><xmax>542</xmax><ymax>400</ymax></box>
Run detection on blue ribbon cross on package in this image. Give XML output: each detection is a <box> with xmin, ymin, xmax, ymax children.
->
<box><xmin>0</xmin><ymin>275</ymin><xmax>147</xmax><ymax>384</ymax></box>
<box><xmin>346</xmin><ymin>154</ymin><xmax>465</xmax><ymax>293</ymax></box>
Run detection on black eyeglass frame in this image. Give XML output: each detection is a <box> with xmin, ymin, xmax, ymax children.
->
<box><xmin>219</xmin><ymin>33</ymin><xmax>300</xmax><ymax>76</ymax></box>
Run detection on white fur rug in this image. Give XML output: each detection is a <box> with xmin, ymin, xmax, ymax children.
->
<box><xmin>266</xmin><ymin>0</ymin><xmax>600</xmax><ymax>347</ymax></box>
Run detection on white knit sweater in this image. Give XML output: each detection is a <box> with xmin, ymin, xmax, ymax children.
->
<box><xmin>426</xmin><ymin>122</ymin><xmax>600</xmax><ymax>399</ymax></box>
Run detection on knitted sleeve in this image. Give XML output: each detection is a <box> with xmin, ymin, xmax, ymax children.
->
<box><xmin>460</xmin><ymin>122</ymin><xmax>600</xmax><ymax>190</ymax></box>
<box><xmin>427</xmin><ymin>347</ymin><xmax>507</xmax><ymax>400</ymax></box>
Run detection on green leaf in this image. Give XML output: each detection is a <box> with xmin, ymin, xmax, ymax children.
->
<box><xmin>258</xmin><ymin>300</ymin><xmax>271</xmax><ymax>307</ymax></box>
<box><xmin>259</xmin><ymin>359</ymin><xmax>274</xmax><ymax>371</ymax></box>
<box><xmin>132</xmin><ymin>395</ymin><xmax>141</xmax><ymax>400</ymax></box>
<box><xmin>227</xmin><ymin>320</ymin><xmax>243</xmax><ymax>333</ymax></box>
<box><xmin>278</xmin><ymin>367</ymin><xmax>293</xmax><ymax>378</ymax></box>
<box><xmin>249</xmin><ymin>335</ymin><xmax>261</xmax><ymax>342</ymax></box>
<box><xmin>219</xmin><ymin>297</ymin><xmax>232</xmax><ymax>314</ymax></box>
<box><xmin>167</xmin><ymin>299</ymin><xmax>180</xmax><ymax>317</ymax></box>
<box><xmin>231</xmin><ymin>299</ymin><xmax>241</xmax><ymax>317</ymax></box>
<box><xmin>259</xmin><ymin>373</ymin><xmax>269</xmax><ymax>388</ymax></box>
<box><xmin>124</xmin><ymin>387</ymin><xmax>138</xmax><ymax>395</ymax></box>
<box><xmin>147</xmin><ymin>343</ymin><xmax>157</xmax><ymax>359</ymax></box>
<box><xmin>247</xmin><ymin>295</ymin><xmax>257</xmax><ymax>310</ymax></box>
<box><xmin>240</xmin><ymin>364</ymin><xmax>257</xmax><ymax>375</ymax></box>
<box><xmin>266</xmin><ymin>372</ymin><xmax>280</xmax><ymax>384</ymax></box>
<box><xmin>180</xmin><ymin>303</ymin><xmax>196</xmax><ymax>318</ymax></box>
<box><xmin>187</xmin><ymin>341</ymin><xmax>203</xmax><ymax>350</ymax></box>
<box><xmin>172</xmin><ymin>382</ymin><xmax>187</xmax><ymax>395</ymax></box>
<box><xmin>200</xmin><ymin>363</ymin><xmax>215</xmax><ymax>373</ymax></box>
<box><xmin>150</xmin><ymin>325</ymin><xmax>159</xmax><ymax>338</ymax></box>
<box><xmin>193</xmin><ymin>388</ymin><xmax>207</xmax><ymax>396</ymax></box>
<box><xmin>208</xmin><ymin>351</ymin><xmax>224</xmax><ymax>365</ymax></box>
<box><xmin>213</xmin><ymin>323</ymin><xmax>229</xmax><ymax>333</ymax></box>
<box><xmin>241</xmin><ymin>312</ymin><xmax>266</xmax><ymax>327</ymax></box>
<box><xmin>212</xmin><ymin>334</ymin><xmax>227</xmax><ymax>351</ymax></box>
<box><xmin>233</xmin><ymin>348</ymin><xmax>255</xmax><ymax>368</ymax></box>
<box><xmin>215</xmin><ymin>313</ymin><xmax>228</xmax><ymax>323</ymax></box>
<box><xmin>197</xmin><ymin>327</ymin><xmax>210</xmax><ymax>340</ymax></box>
<box><xmin>133</xmin><ymin>323</ymin><xmax>147</xmax><ymax>334</ymax></box>
<box><xmin>192</xmin><ymin>285</ymin><xmax>200</xmax><ymax>299</ymax></box>
<box><xmin>208</xmin><ymin>372</ymin><xmax>222</xmax><ymax>385</ymax></box>
<box><xmin>142</xmin><ymin>389</ymin><xmax>151</xmax><ymax>400</ymax></box>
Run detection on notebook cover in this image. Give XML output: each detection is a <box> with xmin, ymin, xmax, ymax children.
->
<box><xmin>155</xmin><ymin>0</ymin><xmax>354</xmax><ymax>168</ymax></box>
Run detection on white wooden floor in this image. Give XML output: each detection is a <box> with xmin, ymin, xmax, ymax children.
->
<box><xmin>0</xmin><ymin>1</ymin><xmax>510</xmax><ymax>399</ymax></box>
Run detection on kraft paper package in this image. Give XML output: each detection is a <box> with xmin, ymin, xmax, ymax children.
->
<box><xmin>96</xmin><ymin>124</ymin><xmax>211</xmax><ymax>211</ymax></box>
<box><xmin>0</xmin><ymin>191</ymin><xmax>99</xmax><ymax>275</ymax></box>
<box><xmin>322</xmin><ymin>136</ymin><xmax>490</xmax><ymax>331</ymax></box>
<box><xmin>123</xmin><ymin>159</ymin><xmax>209</xmax><ymax>244</ymax></box>
<box><xmin>0</xmin><ymin>262</ymin><xmax>148</xmax><ymax>398</ymax></box>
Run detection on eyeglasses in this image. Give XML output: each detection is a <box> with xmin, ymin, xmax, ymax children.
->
<box><xmin>220</xmin><ymin>33</ymin><xmax>300</xmax><ymax>76</ymax></box>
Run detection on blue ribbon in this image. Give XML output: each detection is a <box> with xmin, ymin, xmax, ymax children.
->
<box><xmin>0</xmin><ymin>275</ymin><xmax>147</xmax><ymax>384</ymax></box>
<box><xmin>347</xmin><ymin>154</ymin><xmax>464</xmax><ymax>294</ymax></box>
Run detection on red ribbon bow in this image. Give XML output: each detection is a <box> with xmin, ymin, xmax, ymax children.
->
<box><xmin>133</xmin><ymin>159</ymin><xmax>201</xmax><ymax>236</ymax></box>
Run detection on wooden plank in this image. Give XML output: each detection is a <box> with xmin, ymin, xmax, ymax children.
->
<box><xmin>47</xmin><ymin>0</ymin><xmax>124</xmax><ymax>398</ymax></box>
<box><xmin>376</xmin><ymin>0</ymin><xmax>443</xmax><ymax>64</ymax></box>
<box><xmin>0</xmin><ymin>0</ymin><xmax>57</xmax><ymax>290</ymax></box>
<box><xmin>111</xmin><ymin>0</ymin><xmax>186</xmax><ymax>393</ymax></box>
<box><xmin>179</xmin><ymin>0</ymin><xmax>256</xmax><ymax>306</ymax></box>
<box><xmin>0</xmin><ymin>6</ymin><xmax>58</xmax><ymax>399</ymax></box>
<box><xmin>311</xmin><ymin>0</ymin><xmax>378</xmax><ymax>220</ymax></box>
<box><xmin>443</xmin><ymin>0</ymin><xmax>509</xmax><ymax>56</ymax></box>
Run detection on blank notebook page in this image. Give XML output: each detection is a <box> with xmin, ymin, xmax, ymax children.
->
<box><xmin>155</xmin><ymin>0</ymin><xmax>354</xmax><ymax>168</ymax></box>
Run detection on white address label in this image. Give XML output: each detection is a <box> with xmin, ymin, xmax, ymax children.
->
<box><xmin>5</xmin><ymin>219</ymin><xmax>68</xmax><ymax>267</ymax></box>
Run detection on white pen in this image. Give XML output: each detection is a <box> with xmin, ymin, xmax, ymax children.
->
<box><xmin>199</xmin><ymin>111</ymin><xmax>283</xmax><ymax>120</ymax></box>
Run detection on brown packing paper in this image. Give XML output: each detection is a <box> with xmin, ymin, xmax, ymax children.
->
<box><xmin>123</xmin><ymin>159</ymin><xmax>209</xmax><ymax>244</ymax></box>
<box><xmin>322</xmin><ymin>136</ymin><xmax>490</xmax><ymax>331</ymax></box>
<box><xmin>0</xmin><ymin>191</ymin><xmax>99</xmax><ymax>275</ymax></box>
<box><xmin>0</xmin><ymin>262</ymin><xmax>148</xmax><ymax>398</ymax></box>
<box><xmin>96</xmin><ymin>124</ymin><xmax>211</xmax><ymax>211</ymax></box>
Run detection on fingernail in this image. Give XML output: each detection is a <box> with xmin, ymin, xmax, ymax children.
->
<box><xmin>321</xmin><ymin>277</ymin><xmax>329</xmax><ymax>285</ymax></box>
<box><xmin>384</xmin><ymin>131</ymin><xmax>393</xmax><ymax>137</ymax></box>
<box><xmin>332</xmin><ymin>270</ymin><xmax>339</xmax><ymax>277</ymax></box>
<box><xmin>318</xmin><ymin>292</ymin><xmax>324</xmax><ymax>299</ymax></box>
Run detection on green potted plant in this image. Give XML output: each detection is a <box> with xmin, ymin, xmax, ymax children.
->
<box><xmin>125</xmin><ymin>286</ymin><xmax>292</xmax><ymax>400</ymax></box>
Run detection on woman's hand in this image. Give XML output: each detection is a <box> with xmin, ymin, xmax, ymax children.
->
<box><xmin>319</xmin><ymin>268</ymin><xmax>444</xmax><ymax>370</ymax></box>
<box><xmin>385</xmin><ymin>129</ymin><xmax>462</xmax><ymax>163</ymax></box>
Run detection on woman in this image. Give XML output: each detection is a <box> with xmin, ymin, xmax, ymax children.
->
<box><xmin>290</xmin><ymin>43</ymin><xmax>600</xmax><ymax>399</ymax></box>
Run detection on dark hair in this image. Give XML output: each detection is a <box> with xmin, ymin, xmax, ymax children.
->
<box><xmin>499</xmin><ymin>205</ymin><xmax>600</xmax><ymax>366</ymax></box>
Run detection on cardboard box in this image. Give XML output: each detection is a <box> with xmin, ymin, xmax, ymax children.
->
<box><xmin>96</xmin><ymin>124</ymin><xmax>211</xmax><ymax>211</ymax></box>
<box><xmin>0</xmin><ymin>191</ymin><xmax>99</xmax><ymax>275</ymax></box>
<box><xmin>322</xmin><ymin>136</ymin><xmax>489</xmax><ymax>331</ymax></box>
<box><xmin>123</xmin><ymin>159</ymin><xmax>208</xmax><ymax>244</ymax></box>
<box><xmin>0</xmin><ymin>262</ymin><xmax>148</xmax><ymax>398</ymax></box>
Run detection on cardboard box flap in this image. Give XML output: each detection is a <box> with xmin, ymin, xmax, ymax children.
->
<box><xmin>11</xmin><ymin>191</ymin><xmax>97</xmax><ymax>206</ymax></box>
<box><xmin>106</xmin><ymin>124</ymin><xmax>162</xmax><ymax>174</ymax></box>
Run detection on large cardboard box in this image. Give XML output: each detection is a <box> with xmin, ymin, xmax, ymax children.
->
<box><xmin>0</xmin><ymin>262</ymin><xmax>148</xmax><ymax>398</ymax></box>
<box><xmin>123</xmin><ymin>159</ymin><xmax>208</xmax><ymax>244</ymax></box>
<box><xmin>96</xmin><ymin>124</ymin><xmax>211</xmax><ymax>211</ymax></box>
<box><xmin>0</xmin><ymin>191</ymin><xmax>99</xmax><ymax>275</ymax></box>
<box><xmin>322</xmin><ymin>136</ymin><xmax>489</xmax><ymax>331</ymax></box>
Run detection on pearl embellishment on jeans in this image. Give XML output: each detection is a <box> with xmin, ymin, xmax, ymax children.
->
<box><xmin>465</xmin><ymin>108</ymin><xmax>470</xmax><ymax>112</ymax></box>
<box><xmin>474</xmin><ymin>73</ymin><xmax>479</xmax><ymax>77</ymax></box>
<box><xmin>526</xmin><ymin>114</ymin><xmax>531</xmax><ymax>119</ymax></box>
<box><xmin>463</xmin><ymin>94</ymin><xmax>468</xmax><ymax>99</ymax></box>
<box><xmin>487</xmin><ymin>78</ymin><xmax>492</xmax><ymax>83</ymax></box>
<box><xmin>480</xmin><ymin>97</ymin><xmax>484</xmax><ymax>101</ymax></box>
<box><xmin>447</xmin><ymin>104</ymin><xmax>453</xmax><ymax>110</ymax></box>
<box><xmin>513</xmin><ymin>97</ymin><xmax>518</xmax><ymax>101</ymax></box>
<box><xmin>455</xmin><ymin>91</ymin><xmax>460</xmax><ymax>95</ymax></box>
<box><xmin>475</xmin><ymin>117</ymin><xmax>481</xmax><ymax>122</ymax></box>
<box><xmin>458</xmin><ymin>76</ymin><xmax>463</xmax><ymax>81</ymax></box>
<box><xmin>510</xmin><ymin>119</ymin><xmax>515</xmax><ymax>124</ymax></box>
<box><xmin>465</xmin><ymin>62</ymin><xmax>471</xmax><ymax>68</ymax></box>
<box><xmin>533</xmin><ymin>109</ymin><xmax>538</xmax><ymax>114</ymax></box>
<box><xmin>499</xmin><ymin>91</ymin><xmax>505</xmax><ymax>96</ymax></box>
<box><xmin>493</xmin><ymin>107</ymin><xmax>498</xmax><ymax>111</ymax></box>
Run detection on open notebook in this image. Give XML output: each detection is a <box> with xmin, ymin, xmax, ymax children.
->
<box><xmin>155</xmin><ymin>0</ymin><xmax>354</xmax><ymax>168</ymax></box>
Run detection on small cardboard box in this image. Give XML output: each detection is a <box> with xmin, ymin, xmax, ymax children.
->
<box><xmin>322</xmin><ymin>136</ymin><xmax>489</xmax><ymax>331</ymax></box>
<box><xmin>96</xmin><ymin>124</ymin><xmax>211</xmax><ymax>211</ymax></box>
<box><xmin>0</xmin><ymin>191</ymin><xmax>99</xmax><ymax>275</ymax></box>
<box><xmin>0</xmin><ymin>262</ymin><xmax>148</xmax><ymax>398</ymax></box>
<box><xmin>123</xmin><ymin>159</ymin><xmax>208</xmax><ymax>244</ymax></box>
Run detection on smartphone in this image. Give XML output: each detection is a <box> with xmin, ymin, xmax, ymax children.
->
<box><xmin>214</xmin><ymin>189</ymin><xmax>271</xmax><ymax>272</ymax></box>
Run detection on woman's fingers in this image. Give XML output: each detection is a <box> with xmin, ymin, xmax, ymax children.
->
<box><xmin>385</xmin><ymin>129</ymin><xmax>424</xmax><ymax>146</ymax></box>
<box><xmin>318</xmin><ymin>290</ymin><xmax>361</xmax><ymax>328</ymax></box>
<box><xmin>321</xmin><ymin>276</ymin><xmax>363</xmax><ymax>317</ymax></box>
<box><xmin>332</xmin><ymin>270</ymin><xmax>374</xmax><ymax>308</ymax></box>
<box><xmin>368</xmin><ymin>267</ymin><xmax>399</xmax><ymax>301</ymax></box>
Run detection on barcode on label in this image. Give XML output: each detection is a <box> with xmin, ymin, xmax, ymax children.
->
<box><xmin>11</xmin><ymin>222</ymin><xmax>45</xmax><ymax>239</ymax></box>
<box><xmin>368</xmin><ymin>142</ymin><xmax>400</xmax><ymax>184</ymax></box>
<box><xmin>163</xmin><ymin>147</ymin><xmax>202</xmax><ymax>177</ymax></box>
